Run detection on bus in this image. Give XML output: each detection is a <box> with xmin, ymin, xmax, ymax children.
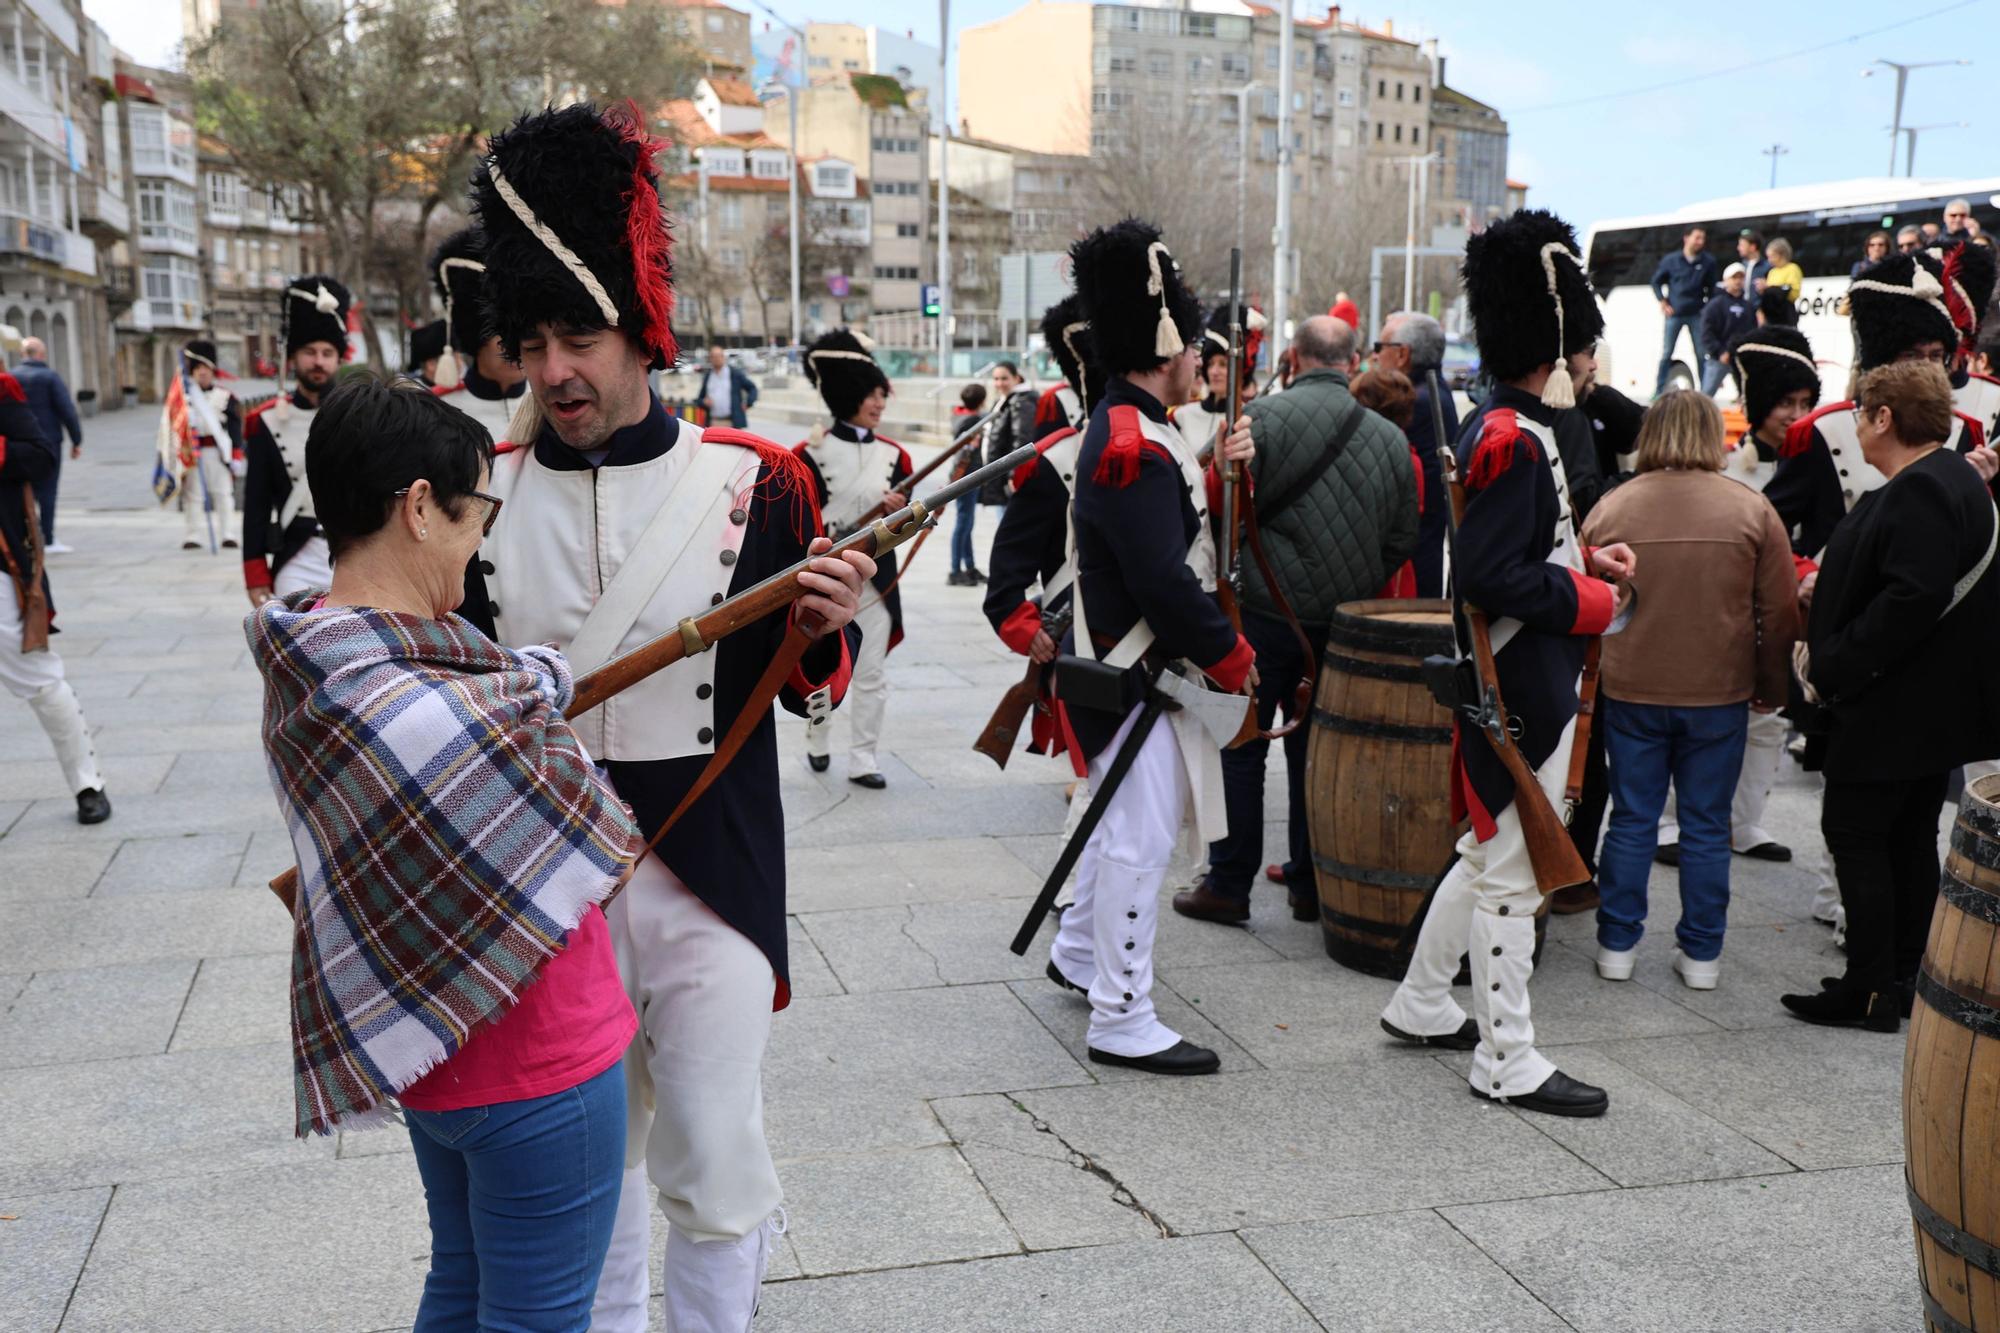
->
<box><xmin>1582</xmin><ymin>176</ymin><xmax>2000</xmax><ymax>402</ymax></box>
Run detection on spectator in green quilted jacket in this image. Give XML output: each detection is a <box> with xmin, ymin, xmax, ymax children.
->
<box><xmin>1173</xmin><ymin>314</ymin><xmax>1420</xmax><ymax>928</ymax></box>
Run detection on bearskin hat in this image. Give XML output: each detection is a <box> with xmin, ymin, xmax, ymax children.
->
<box><xmin>428</xmin><ymin>227</ymin><xmax>493</xmax><ymax>357</ymax></box>
<box><xmin>1848</xmin><ymin>243</ymin><xmax>1994</xmax><ymax>370</ymax></box>
<box><xmin>1039</xmin><ymin>294</ymin><xmax>1096</xmax><ymax>408</ymax></box>
<box><xmin>1733</xmin><ymin>326</ymin><xmax>1819</xmax><ymax>429</ymax></box>
<box><xmin>182</xmin><ymin>338</ymin><xmax>220</xmax><ymax>371</ymax></box>
<box><xmin>472</xmin><ymin>102</ymin><xmax>677</xmax><ymax>370</ymax></box>
<box><xmin>1201</xmin><ymin>302</ymin><xmax>1267</xmax><ymax>380</ymax></box>
<box><xmin>1462</xmin><ymin>208</ymin><xmax>1602</xmax><ymax>405</ymax></box>
<box><xmin>282</xmin><ymin>275</ymin><xmax>352</xmax><ymax>360</ymax></box>
<box><xmin>804</xmin><ymin>329</ymin><xmax>890</xmax><ymax>422</ymax></box>
<box><xmin>406</xmin><ymin>320</ymin><xmax>447</xmax><ymax>373</ymax></box>
<box><xmin>1758</xmin><ymin>286</ymin><xmax>1798</xmax><ymax>327</ymax></box>
<box><xmin>1070</xmin><ymin>218</ymin><xmax>1202</xmax><ymax>378</ymax></box>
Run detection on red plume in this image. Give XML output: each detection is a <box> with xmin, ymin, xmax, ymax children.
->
<box><xmin>1940</xmin><ymin>245</ymin><xmax>1977</xmax><ymax>361</ymax></box>
<box><xmin>607</xmin><ymin>100</ymin><xmax>678</xmax><ymax>366</ymax></box>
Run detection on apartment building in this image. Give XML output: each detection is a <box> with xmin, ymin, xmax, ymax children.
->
<box><xmin>673</xmin><ymin>0</ymin><xmax>754</xmax><ymax>74</ymax></box>
<box><xmin>933</xmin><ymin>134</ymin><xmax>1094</xmax><ymax>257</ymax></box>
<box><xmin>111</xmin><ymin>59</ymin><xmax>206</xmax><ymax>399</ymax></box>
<box><xmin>0</xmin><ymin>0</ymin><xmax>118</xmax><ymax>403</ymax></box>
<box><xmin>199</xmin><ymin>136</ymin><xmax>326</xmax><ymax>375</ymax></box>
<box><xmin>1427</xmin><ymin>69</ymin><xmax>1509</xmax><ymax>233</ymax></box>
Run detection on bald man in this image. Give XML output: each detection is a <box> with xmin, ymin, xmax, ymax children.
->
<box><xmin>11</xmin><ymin>336</ymin><xmax>81</xmax><ymax>551</ymax></box>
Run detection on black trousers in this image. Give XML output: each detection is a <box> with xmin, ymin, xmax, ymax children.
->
<box><xmin>1821</xmin><ymin>771</ymin><xmax>1950</xmax><ymax>992</ymax></box>
<box><xmin>1207</xmin><ymin>609</ymin><xmax>1317</xmax><ymax>901</ymax></box>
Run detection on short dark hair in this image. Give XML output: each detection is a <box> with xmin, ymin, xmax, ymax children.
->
<box><xmin>1738</xmin><ymin>228</ymin><xmax>1763</xmax><ymax>246</ymax></box>
<box><xmin>960</xmin><ymin>383</ymin><xmax>987</xmax><ymax>410</ymax></box>
<box><xmin>1683</xmin><ymin>224</ymin><xmax>1706</xmax><ymax>240</ymax></box>
<box><xmin>307</xmin><ymin>375</ymin><xmax>497</xmax><ymax>559</ymax></box>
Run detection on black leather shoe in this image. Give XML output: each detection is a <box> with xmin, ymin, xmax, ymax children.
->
<box><xmin>849</xmin><ymin>772</ymin><xmax>887</xmax><ymax>790</ymax></box>
<box><xmin>1046</xmin><ymin>961</ymin><xmax>1087</xmax><ymax>995</ymax></box>
<box><xmin>1472</xmin><ymin>1069</ymin><xmax>1609</xmax><ymax>1118</ymax></box>
<box><xmin>1654</xmin><ymin>843</ymin><xmax>1682</xmax><ymax>867</ymax></box>
<box><xmin>221</xmin><ymin>538</ymin><xmax>239</xmax><ymax>549</ymax></box>
<box><xmin>946</xmin><ymin>569</ymin><xmax>967</xmax><ymax>585</ymax></box>
<box><xmin>1781</xmin><ymin>984</ymin><xmax>1900</xmax><ymax>1032</ymax></box>
<box><xmin>181</xmin><ymin>540</ymin><xmax>200</xmax><ymax>550</ymax></box>
<box><xmin>1736</xmin><ymin>841</ymin><xmax>1792</xmax><ymax>862</ymax></box>
<box><xmin>1089</xmin><ymin>1040</ymin><xmax>1220</xmax><ymax>1075</ymax></box>
<box><xmin>966</xmin><ymin>567</ymin><xmax>987</xmax><ymax>584</ymax></box>
<box><xmin>75</xmin><ymin>788</ymin><xmax>112</xmax><ymax>825</ymax></box>
<box><xmin>1381</xmin><ymin>1017</ymin><xmax>1479</xmax><ymax>1051</ymax></box>
<box><xmin>807</xmin><ymin>754</ymin><xmax>830</xmax><ymax>773</ymax></box>
<box><xmin>1287</xmin><ymin>889</ymin><xmax>1317</xmax><ymax>922</ymax></box>
<box><xmin>1171</xmin><ymin>881</ymin><xmax>1249</xmax><ymax>925</ymax></box>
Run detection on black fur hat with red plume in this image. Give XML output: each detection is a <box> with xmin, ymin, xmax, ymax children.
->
<box><xmin>1070</xmin><ymin>218</ymin><xmax>1201</xmax><ymax>379</ymax></box>
<box><xmin>472</xmin><ymin>102</ymin><xmax>677</xmax><ymax>370</ymax></box>
<box><xmin>1202</xmin><ymin>301</ymin><xmax>1267</xmax><ymax>381</ymax></box>
<box><xmin>1462</xmin><ymin>208</ymin><xmax>1602</xmax><ymax>406</ymax></box>
<box><xmin>804</xmin><ymin>328</ymin><xmax>890</xmax><ymax>422</ymax></box>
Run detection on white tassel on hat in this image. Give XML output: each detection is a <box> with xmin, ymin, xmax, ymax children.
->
<box><xmin>1537</xmin><ymin>242</ymin><xmax>1579</xmax><ymax>409</ymax></box>
<box><xmin>1146</xmin><ymin>241</ymin><xmax>1184</xmax><ymax>358</ymax></box>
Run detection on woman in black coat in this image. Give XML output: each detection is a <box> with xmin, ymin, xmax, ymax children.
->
<box><xmin>1782</xmin><ymin>361</ymin><xmax>2000</xmax><ymax>1031</ymax></box>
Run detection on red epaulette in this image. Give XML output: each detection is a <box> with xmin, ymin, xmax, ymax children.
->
<box><xmin>1033</xmin><ymin>385</ymin><xmax>1066</xmax><ymax>432</ymax></box>
<box><xmin>1015</xmin><ymin>425</ymin><xmax>1076</xmax><ymax>492</ymax></box>
<box><xmin>876</xmin><ymin>433</ymin><xmax>916</xmax><ymax>479</ymax></box>
<box><xmin>1971</xmin><ymin>373</ymin><xmax>2000</xmax><ymax>388</ymax></box>
<box><xmin>1462</xmin><ymin>409</ymin><xmax>1536</xmax><ymax>492</ymax></box>
<box><xmin>1782</xmin><ymin>401</ymin><xmax>1851</xmax><ymax>460</ymax></box>
<box><xmin>0</xmin><ymin>372</ymin><xmax>23</xmax><ymax>404</ymax></box>
<box><xmin>243</xmin><ymin>396</ymin><xmax>277</xmax><ymax>426</ymax></box>
<box><xmin>704</xmin><ymin>425</ymin><xmax>822</xmax><ymax>538</ymax></box>
<box><xmin>493</xmin><ymin>439</ymin><xmax>525</xmax><ymax>455</ymax></box>
<box><xmin>1957</xmin><ymin>411</ymin><xmax>1986</xmax><ymax>451</ymax></box>
<box><xmin>429</xmin><ymin>382</ymin><xmax>463</xmax><ymax>398</ymax></box>
<box><xmin>1091</xmin><ymin>405</ymin><xmax>1171</xmax><ymax>488</ymax></box>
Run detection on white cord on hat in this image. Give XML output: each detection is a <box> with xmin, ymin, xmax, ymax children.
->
<box><xmin>1850</xmin><ymin>264</ymin><xmax>1954</xmax><ymax>330</ymax></box>
<box><xmin>287</xmin><ymin>283</ymin><xmax>341</xmax><ymax>314</ymax></box>
<box><xmin>1538</xmin><ymin>242</ymin><xmax>1584</xmax><ymax>409</ymax></box>
<box><xmin>434</xmin><ymin>255</ymin><xmax>487</xmax><ymax>389</ymax></box>
<box><xmin>1146</xmin><ymin>241</ymin><xmax>1185</xmax><ymax>358</ymax></box>
<box><xmin>487</xmin><ymin>163</ymin><xmax>620</xmax><ymax>330</ymax></box>
<box><xmin>1062</xmin><ymin>319</ymin><xmax>1092</xmax><ymax>413</ymax></box>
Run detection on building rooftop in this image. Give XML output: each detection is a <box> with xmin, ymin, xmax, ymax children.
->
<box><xmin>1433</xmin><ymin>84</ymin><xmax>1501</xmax><ymax>116</ymax></box>
<box><xmin>660</xmin><ymin>98</ymin><xmax>782</xmax><ymax>150</ymax></box>
<box><xmin>704</xmin><ymin>74</ymin><xmax>760</xmax><ymax>107</ymax></box>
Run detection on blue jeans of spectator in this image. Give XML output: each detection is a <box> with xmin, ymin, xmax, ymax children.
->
<box><xmin>1596</xmin><ymin>698</ymin><xmax>1749</xmax><ymax>961</ymax></box>
<box><xmin>404</xmin><ymin>1060</ymin><xmax>626</xmax><ymax>1333</ymax></box>
<box><xmin>1656</xmin><ymin>314</ymin><xmax>1700</xmax><ymax>394</ymax></box>
<box><xmin>1700</xmin><ymin>357</ymin><xmax>1730</xmax><ymax>396</ymax></box>
<box><xmin>950</xmin><ymin>490</ymin><xmax>978</xmax><ymax>572</ymax></box>
<box><xmin>1206</xmin><ymin>608</ymin><xmax>1316</xmax><ymax>901</ymax></box>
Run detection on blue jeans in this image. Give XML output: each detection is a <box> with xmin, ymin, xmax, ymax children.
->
<box><xmin>405</xmin><ymin>1060</ymin><xmax>627</xmax><ymax>1333</ymax></box>
<box><xmin>1206</xmin><ymin>608</ymin><xmax>1315</xmax><ymax>901</ymax></box>
<box><xmin>1595</xmin><ymin>699</ymin><xmax>1749</xmax><ymax>961</ymax></box>
<box><xmin>1657</xmin><ymin>314</ymin><xmax>1699</xmax><ymax>393</ymax></box>
<box><xmin>950</xmin><ymin>490</ymin><xmax>978</xmax><ymax>572</ymax></box>
<box><xmin>1699</xmin><ymin>357</ymin><xmax>1729</xmax><ymax>396</ymax></box>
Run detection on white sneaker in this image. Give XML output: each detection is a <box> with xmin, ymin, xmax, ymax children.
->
<box><xmin>43</xmin><ymin>541</ymin><xmax>71</xmax><ymax>554</ymax></box>
<box><xmin>1595</xmin><ymin>944</ymin><xmax>1636</xmax><ymax>981</ymax></box>
<box><xmin>1671</xmin><ymin>948</ymin><xmax>1720</xmax><ymax>990</ymax></box>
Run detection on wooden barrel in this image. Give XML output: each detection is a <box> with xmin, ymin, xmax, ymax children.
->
<box><xmin>1906</xmin><ymin>773</ymin><xmax>2000</xmax><ymax>1333</ymax></box>
<box><xmin>1305</xmin><ymin>599</ymin><xmax>1459</xmax><ymax>977</ymax></box>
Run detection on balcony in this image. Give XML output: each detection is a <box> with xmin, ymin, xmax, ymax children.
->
<box><xmin>103</xmin><ymin>262</ymin><xmax>135</xmax><ymax>310</ymax></box>
<box><xmin>0</xmin><ymin>214</ymin><xmax>97</xmax><ymax>277</ymax></box>
<box><xmin>79</xmin><ymin>182</ymin><xmax>130</xmax><ymax>240</ymax></box>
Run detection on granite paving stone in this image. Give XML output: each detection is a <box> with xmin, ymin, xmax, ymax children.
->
<box><xmin>1442</xmin><ymin>1164</ymin><xmax>1919</xmax><ymax>1333</ymax></box>
<box><xmin>0</xmin><ymin>839</ymin><xmax>119</xmax><ymax>902</ymax></box>
<box><xmin>779</xmin><ymin>1144</ymin><xmax>1020</xmax><ymax>1275</ymax></box>
<box><xmin>168</xmin><ymin>954</ymin><xmax>292</xmax><ymax>1052</ymax></box>
<box><xmin>1006</xmin><ymin>973</ymin><xmax>1263</xmax><ymax>1081</ymax></box>
<box><xmin>1242</xmin><ymin>1210</ymin><xmax>1574</xmax><ymax>1332</ymax></box>
<box><xmin>0</xmin><ymin>888</ymin><xmax>291</xmax><ymax>974</ymax></box>
<box><xmin>0</xmin><ymin>959</ymin><xmax>196</xmax><ymax>1069</ymax></box>
<box><xmin>0</xmin><ymin>1186</ymin><xmax>112</xmax><ymax>1333</ymax></box>
<box><xmin>92</xmin><ymin>831</ymin><xmax>251</xmax><ymax>896</ymax></box>
<box><xmin>1152</xmin><ymin>956</ymin><xmax>1423</xmax><ymax>1069</ymax></box>
<box><xmin>799</xmin><ymin>901</ymin><xmax>1058</xmax><ymax>992</ymax></box>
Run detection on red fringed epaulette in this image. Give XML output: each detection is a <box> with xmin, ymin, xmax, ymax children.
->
<box><xmin>1782</xmin><ymin>402</ymin><xmax>1848</xmax><ymax>460</ymax></box>
<box><xmin>1014</xmin><ymin>427</ymin><xmax>1074</xmax><ymax>493</ymax></box>
<box><xmin>243</xmin><ymin>397</ymin><xmax>276</xmax><ymax>427</ymax></box>
<box><xmin>1091</xmin><ymin>405</ymin><xmax>1171</xmax><ymax>489</ymax></box>
<box><xmin>0</xmin><ymin>373</ymin><xmax>23</xmax><ymax>404</ymax></box>
<box><xmin>704</xmin><ymin>426</ymin><xmax>821</xmax><ymax>542</ymax></box>
<box><xmin>1462</xmin><ymin>409</ymin><xmax>1536</xmax><ymax>492</ymax></box>
<box><xmin>1033</xmin><ymin>386</ymin><xmax>1065</xmax><ymax>431</ymax></box>
<box><xmin>1958</xmin><ymin>411</ymin><xmax>1986</xmax><ymax>452</ymax></box>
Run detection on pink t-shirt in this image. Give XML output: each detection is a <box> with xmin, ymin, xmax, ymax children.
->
<box><xmin>400</xmin><ymin>905</ymin><xmax>634</xmax><ymax>1111</ymax></box>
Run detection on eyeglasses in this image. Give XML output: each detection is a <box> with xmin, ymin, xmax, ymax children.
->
<box><xmin>393</xmin><ymin>486</ymin><xmax>505</xmax><ymax>536</ymax></box>
<box><xmin>1371</xmin><ymin>341</ymin><xmax>1406</xmax><ymax>354</ymax></box>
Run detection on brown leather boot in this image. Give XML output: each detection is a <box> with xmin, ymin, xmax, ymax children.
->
<box><xmin>1171</xmin><ymin>880</ymin><xmax>1250</xmax><ymax>925</ymax></box>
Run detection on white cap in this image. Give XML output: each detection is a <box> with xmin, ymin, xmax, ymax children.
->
<box><xmin>1723</xmin><ymin>262</ymin><xmax>1748</xmax><ymax>279</ymax></box>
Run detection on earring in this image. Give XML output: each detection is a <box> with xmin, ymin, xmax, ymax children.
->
<box><xmin>419</xmin><ymin>527</ymin><xmax>428</xmax><ymax>539</ymax></box>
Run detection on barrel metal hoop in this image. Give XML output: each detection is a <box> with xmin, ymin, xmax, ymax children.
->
<box><xmin>1940</xmin><ymin>869</ymin><xmax>2000</xmax><ymax>926</ymax></box>
<box><xmin>1322</xmin><ymin>932</ymin><xmax>1409</xmax><ymax>979</ymax></box>
<box><xmin>1950</xmin><ymin>819</ymin><xmax>2000</xmax><ymax>873</ymax></box>
<box><xmin>1958</xmin><ymin>792</ymin><xmax>2000</xmax><ymax>841</ymax></box>
<box><xmin>1319</xmin><ymin>904</ymin><xmax>1406</xmax><ymax>939</ymax></box>
<box><xmin>1917</xmin><ymin>967</ymin><xmax>2000</xmax><ymax>1041</ymax></box>
<box><xmin>1907</xmin><ymin>1171</ymin><xmax>2000</xmax><ymax>1281</ymax></box>
<box><xmin>1310</xmin><ymin>707</ymin><xmax>1453</xmax><ymax>744</ymax></box>
<box><xmin>1326</xmin><ymin>625</ymin><xmax>1453</xmax><ymax>658</ymax></box>
<box><xmin>1921</xmin><ymin>1288</ymin><xmax>1977</xmax><ymax>1333</ymax></box>
<box><xmin>1311</xmin><ymin>852</ymin><xmax>1437</xmax><ymax>892</ymax></box>
<box><xmin>1320</xmin><ymin>651</ymin><xmax>1428</xmax><ymax>684</ymax></box>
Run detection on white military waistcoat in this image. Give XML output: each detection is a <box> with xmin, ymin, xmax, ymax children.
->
<box><xmin>801</xmin><ymin>427</ymin><xmax>900</xmax><ymax>535</ymax></box>
<box><xmin>266</xmin><ymin>399</ymin><xmax>319</xmax><ymax>528</ymax></box>
<box><xmin>437</xmin><ymin>385</ymin><xmax>524</xmax><ymax>444</ymax></box>
<box><xmin>482</xmin><ymin>426</ymin><xmax>761</xmax><ymax>762</ymax></box>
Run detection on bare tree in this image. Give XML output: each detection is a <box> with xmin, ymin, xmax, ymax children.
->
<box><xmin>190</xmin><ymin>0</ymin><xmax>698</xmax><ymax>360</ymax></box>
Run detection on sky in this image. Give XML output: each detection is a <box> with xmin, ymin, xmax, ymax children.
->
<box><xmin>86</xmin><ymin>0</ymin><xmax>1994</xmax><ymax>232</ymax></box>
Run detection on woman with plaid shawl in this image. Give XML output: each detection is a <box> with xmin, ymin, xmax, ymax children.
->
<box><xmin>248</xmin><ymin>378</ymin><xmax>640</xmax><ymax>1332</ymax></box>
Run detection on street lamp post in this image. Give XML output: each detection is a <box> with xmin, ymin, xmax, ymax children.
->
<box><xmin>1395</xmin><ymin>152</ymin><xmax>1440</xmax><ymax>312</ymax></box>
<box><xmin>937</xmin><ymin>0</ymin><xmax>950</xmax><ymax>378</ymax></box>
<box><xmin>1269</xmin><ymin>0</ymin><xmax>1294</xmax><ymax>368</ymax></box>
<box><xmin>1762</xmin><ymin>143</ymin><xmax>1788</xmax><ymax>189</ymax></box>
<box><xmin>1896</xmin><ymin>121</ymin><xmax>1970</xmax><ymax>177</ymax></box>
<box><xmin>1864</xmin><ymin>59</ymin><xmax>1970</xmax><ymax>175</ymax></box>
<box><xmin>753</xmin><ymin>0</ymin><xmax>807</xmax><ymax>349</ymax></box>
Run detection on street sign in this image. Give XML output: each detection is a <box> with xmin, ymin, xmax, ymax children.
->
<box><xmin>998</xmin><ymin>252</ymin><xmax>1071</xmax><ymax>317</ymax></box>
<box><xmin>828</xmin><ymin>273</ymin><xmax>850</xmax><ymax>298</ymax></box>
<box><xmin>921</xmin><ymin>283</ymin><xmax>940</xmax><ymax>317</ymax></box>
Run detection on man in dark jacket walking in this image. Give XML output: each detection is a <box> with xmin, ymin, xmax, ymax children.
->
<box><xmin>11</xmin><ymin>337</ymin><xmax>81</xmax><ymax>550</ymax></box>
<box><xmin>1173</xmin><ymin>314</ymin><xmax>1418</xmax><ymax>925</ymax></box>
<box><xmin>1371</xmin><ymin>311</ymin><xmax>1456</xmax><ymax>596</ymax></box>
<box><xmin>694</xmin><ymin>345</ymin><xmax>758</xmax><ymax>428</ymax></box>
<box><xmin>1697</xmin><ymin>264</ymin><xmax>1757</xmax><ymax>395</ymax></box>
<box><xmin>1650</xmin><ymin>225</ymin><xmax>1718</xmax><ymax>395</ymax></box>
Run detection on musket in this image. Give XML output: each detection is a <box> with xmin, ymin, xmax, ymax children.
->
<box><xmin>266</xmin><ymin>440</ymin><xmax>1042</xmax><ymax>910</ymax></box>
<box><xmin>845</xmin><ymin>400</ymin><xmax>1004</xmax><ymax>534</ymax></box>
<box><xmin>972</xmin><ymin>604</ymin><xmax>1072</xmax><ymax>769</ymax></box>
<box><xmin>1434</xmin><ymin>393</ymin><xmax>1592</xmax><ymax>898</ymax></box>
<box><xmin>0</xmin><ymin>485</ymin><xmax>47</xmax><ymax>652</ymax></box>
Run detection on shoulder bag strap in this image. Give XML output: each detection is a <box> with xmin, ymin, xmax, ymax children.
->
<box><xmin>1945</xmin><ymin>500</ymin><xmax>2000</xmax><ymax>619</ymax></box>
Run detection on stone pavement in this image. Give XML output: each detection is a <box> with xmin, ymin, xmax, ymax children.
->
<box><xmin>0</xmin><ymin>402</ymin><xmax>1922</xmax><ymax>1332</ymax></box>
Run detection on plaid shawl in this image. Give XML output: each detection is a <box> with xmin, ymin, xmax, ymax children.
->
<box><xmin>248</xmin><ymin>594</ymin><xmax>638</xmax><ymax>1137</ymax></box>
